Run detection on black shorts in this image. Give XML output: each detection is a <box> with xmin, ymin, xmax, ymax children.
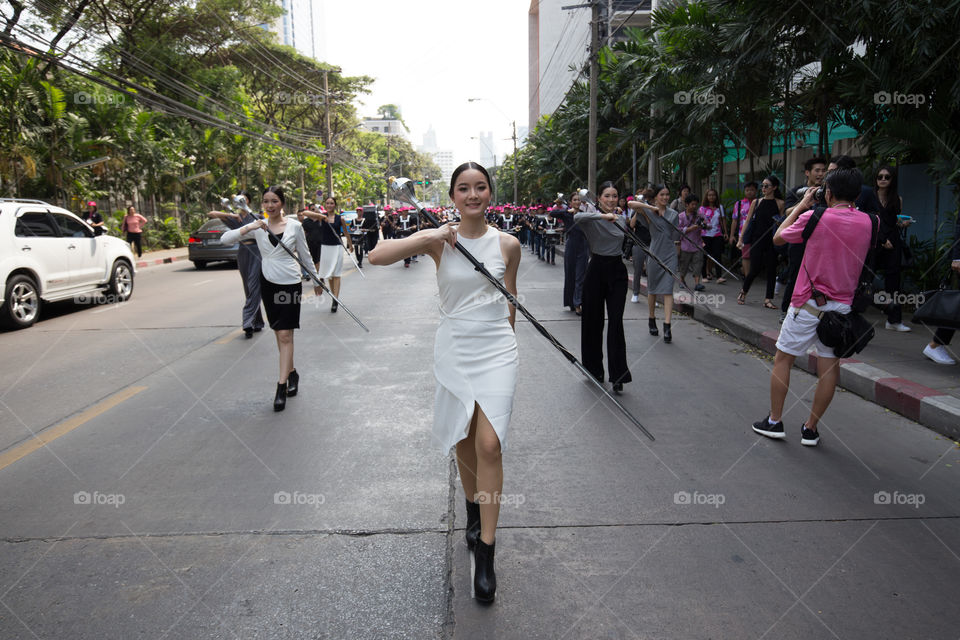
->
<box><xmin>260</xmin><ymin>275</ymin><xmax>302</xmax><ymax>330</ymax></box>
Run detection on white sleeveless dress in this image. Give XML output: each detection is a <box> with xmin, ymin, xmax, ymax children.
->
<box><xmin>433</xmin><ymin>226</ymin><xmax>519</xmax><ymax>452</ymax></box>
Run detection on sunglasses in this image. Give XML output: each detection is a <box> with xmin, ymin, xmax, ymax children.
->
<box><xmin>877</xmin><ymin>174</ymin><xmax>892</xmax><ymax>180</ymax></box>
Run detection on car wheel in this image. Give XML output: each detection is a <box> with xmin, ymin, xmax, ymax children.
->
<box><xmin>108</xmin><ymin>260</ymin><xmax>134</xmax><ymax>301</ymax></box>
<box><xmin>193</xmin><ymin>260</ymin><xmax>207</xmax><ymax>270</ymax></box>
<box><xmin>1</xmin><ymin>274</ymin><xmax>41</xmax><ymax>329</ymax></box>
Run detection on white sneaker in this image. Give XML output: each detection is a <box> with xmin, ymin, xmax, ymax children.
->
<box><xmin>923</xmin><ymin>344</ymin><xmax>957</xmax><ymax>365</ymax></box>
<box><xmin>631</xmin><ymin>294</ymin><xmax>639</xmax><ymax>303</ymax></box>
<box><xmin>885</xmin><ymin>321</ymin><xmax>912</xmax><ymax>332</ymax></box>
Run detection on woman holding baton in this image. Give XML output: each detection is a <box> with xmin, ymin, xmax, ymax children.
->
<box><xmin>220</xmin><ymin>187</ymin><xmax>322</xmax><ymax>411</ymax></box>
<box><xmin>368</xmin><ymin>162</ymin><xmax>520</xmax><ymax>605</ymax></box>
<box><xmin>628</xmin><ymin>184</ymin><xmax>681</xmax><ymax>342</ymax></box>
<box><xmin>576</xmin><ymin>181</ymin><xmax>633</xmax><ymax>392</ymax></box>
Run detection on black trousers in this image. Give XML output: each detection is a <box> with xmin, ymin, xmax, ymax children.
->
<box><xmin>780</xmin><ymin>243</ymin><xmax>805</xmax><ymax>312</ymax></box>
<box><xmin>581</xmin><ymin>254</ymin><xmax>632</xmax><ymax>385</ymax></box>
<box><xmin>702</xmin><ymin>236</ymin><xmax>724</xmax><ymax>277</ymax></box>
<box><xmin>742</xmin><ymin>241</ymin><xmax>778</xmax><ymax>300</ymax></box>
<box><xmin>874</xmin><ymin>246</ymin><xmax>903</xmax><ymax>324</ymax></box>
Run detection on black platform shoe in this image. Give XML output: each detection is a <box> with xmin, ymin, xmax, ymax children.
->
<box><xmin>474</xmin><ymin>538</ymin><xmax>496</xmax><ymax>604</ymax></box>
<box><xmin>613</xmin><ymin>382</ymin><xmax>623</xmax><ymax>395</ymax></box>
<box><xmin>273</xmin><ymin>382</ymin><xmax>287</xmax><ymax>412</ymax></box>
<box><xmin>244</xmin><ymin>327</ymin><xmax>253</xmax><ymax>339</ymax></box>
<box><xmin>663</xmin><ymin>322</ymin><xmax>672</xmax><ymax>344</ymax></box>
<box><xmin>648</xmin><ymin>318</ymin><xmax>659</xmax><ymax>336</ymax></box>
<box><xmin>331</xmin><ymin>301</ymin><xmax>338</xmax><ymax>313</ymax></box>
<box><xmin>286</xmin><ymin>369</ymin><xmax>299</xmax><ymax>397</ymax></box>
<box><xmin>465</xmin><ymin>499</ymin><xmax>481</xmax><ymax>550</ymax></box>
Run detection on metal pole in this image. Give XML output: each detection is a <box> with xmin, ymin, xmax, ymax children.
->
<box><xmin>512</xmin><ymin>121</ymin><xmax>518</xmax><ymax>203</ymax></box>
<box><xmin>323</xmin><ymin>69</ymin><xmax>333</xmax><ymax>196</ymax></box>
<box><xmin>588</xmin><ymin>1</ymin><xmax>599</xmax><ymax>194</ymax></box>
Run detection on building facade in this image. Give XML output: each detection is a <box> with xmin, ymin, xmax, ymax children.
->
<box><xmin>528</xmin><ymin>0</ymin><xmax>654</xmax><ymax>131</ymax></box>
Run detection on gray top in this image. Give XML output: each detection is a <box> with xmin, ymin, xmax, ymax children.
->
<box><xmin>574</xmin><ymin>210</ymin><xmax>626</xmax><ymax>256</ymax></box>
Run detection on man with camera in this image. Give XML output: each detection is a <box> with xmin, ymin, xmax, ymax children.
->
<box><xmin>751</xmin><ymin>166</ymin><xmax>874</xmax><ymax>447</ymax></box>
<box><xmin>779</xmin><ymin>157</ymin><xmax>827</xmax><ymax>319</ymax></box>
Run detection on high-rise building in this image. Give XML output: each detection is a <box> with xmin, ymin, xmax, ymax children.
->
<box><xmin>528</xmin><ymin>1</ymin><xmax>654</xmax><ymax>131</ymax></box>
<box><xmin>477</xmin><ymin>132</ymin><xmax>496</xmax><ymax>169</ymax></box>
<box><xmin>273</xmin><ymin>0</ymin><xmax>321</xmax><ymax>59</ymax></box>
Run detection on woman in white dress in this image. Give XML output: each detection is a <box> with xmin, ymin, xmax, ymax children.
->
<box><xmin>298</xmin><ymin>196</ymin><xmax>353</xmax><ymax>312</ymax></box>
<box><xmin>368</xmin><ymin>162</ymin><xmax>521</xmax><ymax>605</ymax></box>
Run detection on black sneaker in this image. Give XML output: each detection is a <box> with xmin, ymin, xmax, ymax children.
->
<box><xmin>800</xmin><ymin>424</ymin><xmax>820</xmax><ymax>447</ymax></box>
<box><xmin>752</xmin><ymin>416</ymin><xmax>786</xmax><ymax>439</ymax></box>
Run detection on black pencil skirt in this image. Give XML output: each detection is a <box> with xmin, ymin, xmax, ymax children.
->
<box><xmin>260</xmin><ymin>275</ymin><xmax>302</xmax><ymax>330</ymax></box>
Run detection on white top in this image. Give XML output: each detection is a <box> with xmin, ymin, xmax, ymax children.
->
<box><xmin>437</xmin><ymin>226</ymin><xmax>509</xmax><ymax>322</ymax></box>
<box><xmin>221</xmin><ymin>218</ymin><xmax>319</xmax><ymax>285</ymax></box>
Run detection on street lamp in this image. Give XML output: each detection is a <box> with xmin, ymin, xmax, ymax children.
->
<box><xmin>468</xmin><ymin>98</ymin><xmax>518</xmax><ymax>204</ymax></box>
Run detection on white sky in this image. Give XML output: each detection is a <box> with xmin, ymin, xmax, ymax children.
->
<box><xmin>314</xmin><ymin>0</ymin><xmax>530</xmax><ymax>168</ymax></box>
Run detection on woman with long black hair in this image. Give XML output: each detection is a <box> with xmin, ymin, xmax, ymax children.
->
<box><xmin>220</xmin><ymin>186</ymin><xmax>322</xmax><ymax>411</ymax></box>
<box><xmin>369</xmin><ymin>162</ymin><xmax>521</xmax><ymax>605</ymax></box>
<box><xmin>628</xmin><ymin>184</ymin><xmax>681</xmax><ymax>342</ymax></box>
<box><xmin>576</xmin><ymin>181</ymin><xmax>633</xmax><ymax>392</ymax></box>
<box><xmin>737</xmin><ymin>175</ymin><xmax>784</xmax><ymax>308</ymax></box>
<box><xmin>874</xmin><ymin>165</ymin><xmax>912</xmax><ymax>332</ymax></box>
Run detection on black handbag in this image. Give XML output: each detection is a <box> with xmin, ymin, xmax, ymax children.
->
<box><xmin>816</xmin><ymin>309</ymin><xmax>876</xmax><ymax>358</ymax></box>
<box><xmin>912</xmin><ymin>289</ymin><xmax>960</xmax><ymax>329</ymax></box>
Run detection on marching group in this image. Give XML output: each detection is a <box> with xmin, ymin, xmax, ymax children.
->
<box><xmin>203</xmin><ymin>156</ymin><xmax>958</xmax><ymax>607</ymax></box>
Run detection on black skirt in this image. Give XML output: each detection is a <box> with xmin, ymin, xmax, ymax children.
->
<box><xmin>260</xmin><ymin>275</ymin><xmax>302</xmax><ymax>330</ymax></box>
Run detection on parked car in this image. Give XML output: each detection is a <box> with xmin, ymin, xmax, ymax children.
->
<box><xmin>0</xmin><ymin>198</ymin><xmax>136</xmax><ymax>329</ymax></box>
<box><xmin>188</xmin><ymin>219</ymin><xmax>239</xmax><ymax>269</ymax></box>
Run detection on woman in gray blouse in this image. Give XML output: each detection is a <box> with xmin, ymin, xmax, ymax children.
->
<box><xmin>574</xmin><ymin>181</ymin><xmax>632</xmax><ymax>394</ymax></box>
<box><xmin>628</xmin><ymin>185</ymin><xmax>681</xmax><ymax>343</ymax></box>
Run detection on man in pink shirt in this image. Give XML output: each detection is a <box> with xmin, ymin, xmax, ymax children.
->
<box><xmin>752</xmin><ymin>167</ymin><xmax>874</xmax><ymax>447</ymax></box>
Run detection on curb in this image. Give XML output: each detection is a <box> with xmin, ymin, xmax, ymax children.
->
<box><xmin>627</xmin><ymin>272</ymin><xmax>960</xmax><ymax>440</ymax></box>
<box><xmin>135</xmin><ymin>253</ymin><xmax>189</xmax><ymax>270</ymax></box>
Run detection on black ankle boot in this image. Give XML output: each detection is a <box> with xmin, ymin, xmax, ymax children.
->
<box><xmin>286</xmin><ymin>370</ymin><xmax>299</xmax><ymax>397</ymax></box>
<box><xmin>465</xmin><ymin>499</ymin><xmax>481</xmax><ymax>550</ymax></box>
<box><xmin>273</xmin><ymin>382</ymin><xmax>287</xmax><ymax>412</ymax></box>
<box><xmin>648</xmin><ymin>318</ymin><xmax>658</xmax><ymax>336</ymax></box>
<box><xmin>663</xmin><ymin>322</ymin><xmax>672</xmax><ymax>343</ymax></box>
<box><xmin>474</xmin><ymin>538</ymin><xmax>496</xmax><ymax>604</ymax></box>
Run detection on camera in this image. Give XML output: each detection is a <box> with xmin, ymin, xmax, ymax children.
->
<box><xmin>796</xmin><ymin>185</ymin><xmax>825</xmax><ymax>202</ymax></box>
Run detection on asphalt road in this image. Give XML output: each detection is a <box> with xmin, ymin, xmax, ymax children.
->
<box><xmin>1</xmin><ymin>248</ymin><xmax>958</xmax><ymax>639</ymax></box>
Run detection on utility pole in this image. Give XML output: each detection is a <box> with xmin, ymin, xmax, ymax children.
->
<box><xmin>588</xmin><ymin>1</ymin><xmax>599</xmax><ymax>194</ymax></box>
<box><xmin>512</xmin><ymin>120</ymin><xmax>518</xmax><ymax>204</ymax></box>
<box><xmin>322</xmin><ymin>68</ymin><xmax>335</xmax><ymax>196</ymax></box>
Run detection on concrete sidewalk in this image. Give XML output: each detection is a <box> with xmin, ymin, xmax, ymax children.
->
<box><xmin>551</xmin><ymin>241</ymin><xmax>960</xmax><ymax>439</ymax></box>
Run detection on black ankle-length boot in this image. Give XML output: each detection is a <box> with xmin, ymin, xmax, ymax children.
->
<box><xmin>663</xmin><ymin>322</ymin><xmax>672</xmax><ymax>344</ymax></box>
<box><xmin>474</xmin><ymin>538</ymin><xmax>496</xmax><ymax>604</ymax></box>
<box><xmin>286</xmin><ymin>369</ymin><xmax>299</xmax><ymax>397</ymax></box>
<box><xmin>466</xmin><ymin>500</ymin><xmax>480</xmax><ymax>551</ymax></box>
<box><xmin>273</xmin><ymin>382</ymin><xmax>287</xmax><ymax>412</ymax></box>
<box><xmin>465</xmin><ymin>499</ymin><xmax>481</xmax><ymax>550</ymax></box>
<box><xmin>648</xmin><ymin>317</ymin><xmax>658</xmax><ymax>336</ymax></box>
